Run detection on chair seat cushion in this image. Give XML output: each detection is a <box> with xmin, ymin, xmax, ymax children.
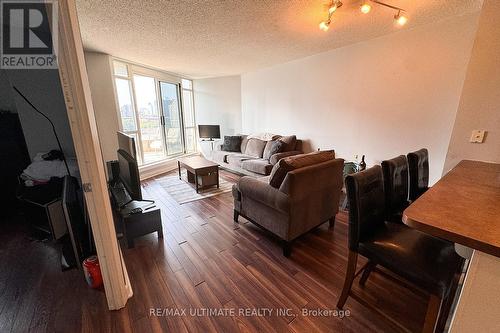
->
<box><xmin>359</xmin><ymin>222</ymin><xmax>462</xmax><ymax>296</ymax></box>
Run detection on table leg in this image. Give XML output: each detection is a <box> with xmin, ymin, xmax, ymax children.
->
<box><xmin>178</xmin><ymin>161</ymin><xmax>181</xmax><ymax>179</ymax></box>
<box><xmin>217</xmin><ymin>168</ymin><xmax>220</xmax><ymax>189</ymax></box>
<box><xmin>195</xmin><ymin>170</ymin><xmax>199</xmax><ymax>193</ymax></box>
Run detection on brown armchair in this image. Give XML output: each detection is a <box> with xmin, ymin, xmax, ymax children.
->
<box><xmin>233</xmin><ymin>151</ymin><xmax>344</xmax><ymax>256</ymax></box>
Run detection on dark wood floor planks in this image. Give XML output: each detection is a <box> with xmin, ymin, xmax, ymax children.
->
<box><xmin>0</xmin><ymin>169</ymin><xmax>428</xmax><ymax>332</ymax></box>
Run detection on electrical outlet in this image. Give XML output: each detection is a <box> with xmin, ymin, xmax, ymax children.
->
<box><xmin>470</xmin><ymin>130</ymin><xmax>486</xmax><ymax>143</ymax></box>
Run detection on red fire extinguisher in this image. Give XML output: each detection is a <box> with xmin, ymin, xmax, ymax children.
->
<box><xmin>83</xmin><ymin>255</ymin><xmax>103</xmax><ymax>289</ymax></box>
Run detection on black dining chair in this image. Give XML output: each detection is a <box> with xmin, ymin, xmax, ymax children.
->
<box><xmin>381</xmin><ymin>155</ymin><xmax>410</xmax><ymax>224</ymax></box>
<box><xmin>408</xmin><ymin>148</ymin><xmax>430</xmax><ymax>201</ymax></box>
<box><xmin>337</xmin><ymin>166</ymin><xmax>464</xmax><ymax>333</ymax></box>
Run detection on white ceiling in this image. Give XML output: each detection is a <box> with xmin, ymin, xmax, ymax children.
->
<box><xmin>76</xmin><ymin>0</ymin><xmax>483</xmax><ymax>78</ymax></box>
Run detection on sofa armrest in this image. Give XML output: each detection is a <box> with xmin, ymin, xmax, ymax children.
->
<box><xmin>238</xmin><ymin>176</ymin><xmax>290</xmax><ymax>213</ymax></box>
<box><xmin>269</xmin><ymin>151</ymin><xmax>303</xmax><ymax>165</ymax></box>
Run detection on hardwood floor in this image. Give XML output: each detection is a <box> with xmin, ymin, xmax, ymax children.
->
<box><xmin>0</xmin><ymin>169</ymin><xmax>429</xmax><ymax>332</ymax></box>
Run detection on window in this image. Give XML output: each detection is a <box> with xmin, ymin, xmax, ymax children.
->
<box><xmin>115</xmin><ymin>78</ymin><xmax>136</xmax><ymax>132</ymax></box>
<box><xmin>181</xmin><ymin>79</ymin><xmax>196</xmax><ymax>153</ymax></box>
<box><xmin>133</xmin><ymin>75</ymin><xmax>166</xmax><ymax>164</ymax></box>
<box><xmin>160</xmin><ymin>82</ymin><xmax>183</xmax><ymax>155</ymax></box>
<box><xmin>112</xmin><ymin>60</ymin><xmax>196</xmax><ymax>166</ymax></box>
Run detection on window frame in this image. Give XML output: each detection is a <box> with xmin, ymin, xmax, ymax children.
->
<box><xmin>110</xmin><ymin>58</ymin><xmax>197</xmax><ymax>166</ymax></box>
<box><xmin>111</xmin><ymin>60</ymin><xmax>145</xmax><ymax>164</ymax></box>
<box><xmin>181</xmin><ymin>79</ymin><xmax>197</xmax><ymax>154</ymax></box>
<box><xmin>158</xmin><ymin>80</ymin><xmax>186</xmax><ymax>158</ymax></box>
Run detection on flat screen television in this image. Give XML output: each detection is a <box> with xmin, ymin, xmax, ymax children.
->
<box><xmin>117</xmin><ymin>131</ymin><xmax>137</xmax><ymax>158</ymax></box>
<box><xmin>198</xmin><ymin>125</ymin><xmax>220</xmax><ymax>140</ymax></box>
<box><xmin>117</xmin><ymin>148</ymin><xmax>142</xmax><ymax>201</ymax></box>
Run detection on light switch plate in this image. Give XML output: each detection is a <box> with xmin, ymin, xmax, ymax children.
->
<box><xmin>470</xmin><ymin>130</ymin><xmax>486</xmax><ymax>143</ymax></box>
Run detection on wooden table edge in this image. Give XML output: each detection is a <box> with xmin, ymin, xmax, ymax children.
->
<box><xmin>402</xmin><ymin>213</ymin><xmax>500</xmax><ymax>258</ymax></box>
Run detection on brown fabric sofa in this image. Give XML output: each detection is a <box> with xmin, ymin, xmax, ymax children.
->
<box><xmin>210</xmin><ymin>134</ymin><xmax>303</xmax><ymax>176</ymax></box>
<box><xmin>233</xmin><ymin>151</ymin><xmax>344</xmax><ymax>256</ymax></box>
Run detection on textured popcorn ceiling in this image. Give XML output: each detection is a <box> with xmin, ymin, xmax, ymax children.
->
<box><xmin>76</xmin><ymin>0</ymin><xmax>483</xmax><ymax>78</ymax></box>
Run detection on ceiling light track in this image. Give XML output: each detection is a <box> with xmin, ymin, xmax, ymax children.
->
<box><xmin>319</xmin><ymin>0</ymin><xmax>343</xmax><ymax>31</ymax></box>
<box><xmin>320</xmin><ymin>0</ymin><xmax>408</xmax><ymax>32</ymax></box>
<box><xmin>370</xmin><ymin>0</ymin><xmax>403</xmax><ymax>12</ymax></box>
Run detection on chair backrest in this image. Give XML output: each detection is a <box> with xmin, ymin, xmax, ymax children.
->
<box><xmin>381</xmin><ymin>155</ymin><xmax>409</xmax><ymax>221</ymax></box>
<box><xmin>345</xmin><ymin>166</ymin><xmax>386</xmax><ymax>251</ymax></box>
<box><xmin>279</xmin><ymin>158</ymin><xmax>344</xmax><ymax>200</ymax></box>
<box><xmin>279</xmin><ymin>158</ymin><xmax>344</xmax><ymax>239</ymax></box>
<box><xmin>407</xmin><ymin>148</ymin><xmax>429</xmax><ymax>201</ymax></box>
<box><xmin>269</xmin><ymin>150</ymin><xmax>335</xmax><ymax>189</ymax></box>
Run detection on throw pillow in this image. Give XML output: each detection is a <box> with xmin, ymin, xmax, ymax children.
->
<box><xmin>244</xmin><ymin>138</ymin><xmax>267</xmax><ymax>158</ymax></box>
<box><xmin>269</xmin><ymin>159</ymin><xmax>294</xmax><ymax>189</ymax></box>
<box><xmin>222</xmin><ymin>136</ymin><xmax>242</xmax><ymax>152</ymax></box>
<box><xmin>262</xmin><ymin>140</ymin><xmax>284</xmax><ymax>160</ymax></box>
<box><xmin>278</xmin><ymin>135</ymin><xmax>297</xmax><ymax>152</ymax></box>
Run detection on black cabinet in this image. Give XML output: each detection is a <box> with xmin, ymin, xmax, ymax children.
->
<box><xmin>0</xmin><ymin>111</ymin><xmax>30</xmax><ymax>215</ymax></box>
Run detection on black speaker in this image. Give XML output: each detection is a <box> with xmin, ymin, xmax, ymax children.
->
<box><xmin>106</xmin><ymin>160</ymin><xmax>120</xmax><ymax>184</ymax></box>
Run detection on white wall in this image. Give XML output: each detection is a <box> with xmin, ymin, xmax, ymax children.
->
<box><xmin>4</xmin><ymin>69</ymin><xmax>76</xmax><ymax>159</ymax></box>
<box><xmin>444</xmin><ymin>0</ymin><xmax>500</xmax><ymax>173</ymax></box>
<box><xmin>193</xmin><ymin>75</ymin><xmax>242</xmax><ymax>155</ymax></box>
<box><xmin>84</xmin><ymin>52</ymin><xmax>121</xmax><ymax>162</ymax></box>
<box><xmin>241</xmin><ymin>13</ymin><xmax>480</xmax><ymax>184</ymax></box>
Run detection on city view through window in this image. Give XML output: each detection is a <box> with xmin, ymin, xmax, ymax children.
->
<box><xmin>113</xmin><ymin>61</ymin><xmax>196</xmax><ymax>165</ymax></box>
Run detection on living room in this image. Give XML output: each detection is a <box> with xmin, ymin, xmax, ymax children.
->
<box><xmin>1</xmin><ymin>0</ymin><xmax>499</xmax><ymax>332</ymax></box>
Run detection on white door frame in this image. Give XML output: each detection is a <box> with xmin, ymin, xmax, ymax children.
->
<box><xmin>56</xmin><ymin>0</ymin><xmax>132</xmax><ymax>310</ymax></box>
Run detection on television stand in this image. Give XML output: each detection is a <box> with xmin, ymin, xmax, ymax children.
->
<box><xmin>109</xmin><ymin>182</ymin><xmax>163</xmax><ymax>248</ymax></box>
<box><xmin>201</xmin><ymin>138</ymin><xmax>219</xmax><ymax>151</ymax></box>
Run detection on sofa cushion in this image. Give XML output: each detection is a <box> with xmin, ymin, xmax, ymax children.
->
<box><xmin>222</xmin><ymin>136</ymin><xmax>242</xmax><ymax>152</ymax></box>
<box><xmin>241</xmin><ymin>159</ymin><xmax>274</xmax><ymax>175</ymax></box>
<box><xmin>262</xmin><ymin>140</ymin><xmax>284</xmax><ymax>160</ymax></box>
<box><xmin>212</xmin><ymin>150</ymin><xmax>229</xmax><ymax>164</ymax></box>
<box><xmin>269</xmin><ymin>151</ymin><xmax>336</xmax><ymax>188</ymax></box>
<box><xmin>248</xmin><ymin>133</ymin><xmax>280</xmax><ymax>141</ymax></box>
<box><xmin>244</xmin><ymin>138</ymin><xmax>267</xmax><ymax>158</ymax></box>
<box><xmin>240</xmin><ymin>135</ymin><xmax>249</xmax><ymax>153</ymax></box>
<box><xmin>227</xmin><ymin>154</ymin><xmax>255</xmax><ymax>168</ymax></box>
<box><xmin>278</xmin><ymin>135</ymin><xmax>297</xmax><ymax>152</ymax></box>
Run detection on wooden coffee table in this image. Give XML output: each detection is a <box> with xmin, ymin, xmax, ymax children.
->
<box><xmin>177</xmin><ymin>156</ymin><xmax>219</xmax><ymax>193</ymax></box>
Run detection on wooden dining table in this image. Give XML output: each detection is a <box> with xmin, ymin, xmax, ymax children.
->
<box><xmin>403</xmin><ymin>160</ymin><xmax>500</xmax><ymax>332</ymax></box>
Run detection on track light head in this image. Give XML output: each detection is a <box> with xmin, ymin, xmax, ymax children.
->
<box><xmin>319</xmin><ymin>21</ymin><xmax>330</xmax><ymax>31</ymax></box>
<box><xmin>360</xmin><ymin>3</ymin><xmax>372</xmax><ymax>14</ymax></box>
<box><xmin>394</xmin><ymin>11</ymin><xmax>408</xmax><ymax>26</ymax></box>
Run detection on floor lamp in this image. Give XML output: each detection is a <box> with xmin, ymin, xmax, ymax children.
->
<box><xmin>13</xmin><ymin>86</ymin><xmax>71</xmax><ymax>177</ymax></box>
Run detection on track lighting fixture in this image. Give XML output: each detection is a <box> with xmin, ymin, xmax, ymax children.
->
<box><xmin>319</xmin><ymin>0</ymin><xmax>342</xmax><ymax>32</ymax></box>
<box><xmin>360</xmin><ymin>2</ymin><xmax>372</xmax><ymax>14</ymax></box>
<box><xmin>394</xmin><ymin>10</ymin><xmax>408</xmax><ymax>26</ymax></box>
<box><xmin>320</xmin><ymin>0</ymin><xmax>408</xmax><ymax>31</ymax></box>
<box><xmin>319</xmin><ymin>20</ymin><xmax>330</xmax><ymax>31</ymax></box>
